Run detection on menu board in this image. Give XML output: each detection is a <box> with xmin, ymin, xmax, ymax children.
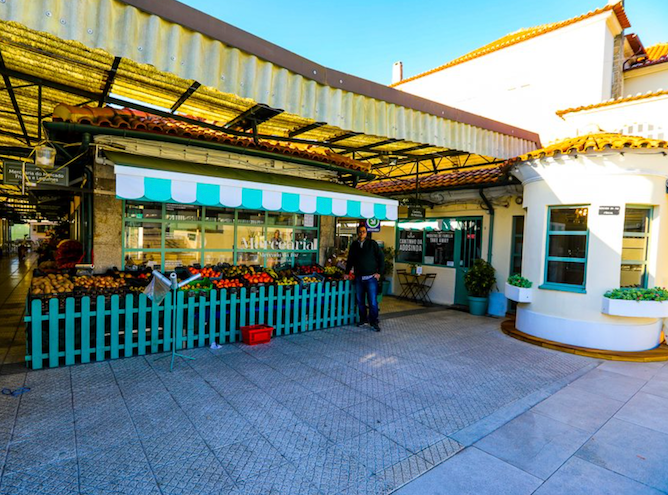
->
<box><xmin>424</xmin><ymin>231</ymin><xmax>455</xmax><ymax>266</ymax></box>
<box><xmin>397</xmin><ymin>230</ymin><xmax>423</xmax><ymax>263</ymax></box>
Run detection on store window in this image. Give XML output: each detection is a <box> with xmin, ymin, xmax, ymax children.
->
<box><xmin>621</xmin><ymin>207</ymin><xmax>651</xmax><ymax>288</ymax></box>
<box><xmin>122</xmin><ymin>202</ymin><xmax>319</xmax><ymax>269</ymax></box>
<box><xmin>542</xmin><ymin>206</ymin><xmax>589</xmax><ymax>292</ymax></box>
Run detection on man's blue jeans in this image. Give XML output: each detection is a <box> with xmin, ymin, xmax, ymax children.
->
<box><xmin>355</xmin><ymin>277</ymin><xmax>379</xmax><ymax>325</ymax></box>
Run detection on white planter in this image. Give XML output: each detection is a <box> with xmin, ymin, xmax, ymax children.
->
<box><xmin>601</xmin><ymin>297</ymin><xmax>668</xmax><ymax>318</ymax></box>
<box><xmin>505</xmin><ymin>283</ymin><xmax>532</xmax><ymax>303</ymax></box>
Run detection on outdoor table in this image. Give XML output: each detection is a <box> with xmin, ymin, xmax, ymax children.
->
<box><xmin>397</xmin><ymin>271</ymin><xmax>436</xmax><ymax>306</ymax></box>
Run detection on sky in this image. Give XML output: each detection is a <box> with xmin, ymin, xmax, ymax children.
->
<box><xmin>178</xmin><ymin>0</ymin><xmax>668</xmax><ymax>85</ymax></box>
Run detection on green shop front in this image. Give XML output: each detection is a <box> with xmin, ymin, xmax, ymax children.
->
<box><xmin>25</xmin><ymin>147</ymin><xmax>398</xmax><ymax>369</ymax></box>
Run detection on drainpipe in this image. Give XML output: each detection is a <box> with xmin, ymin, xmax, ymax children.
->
<box><xmin>77</xmin><ymin>133</ymin><xmax>93</xmax><ymax>263</ymax></box>
<box><xmin>479</xmin><ymin>189</ymin><xmax>494</xmax><ymax>265</ymax></box>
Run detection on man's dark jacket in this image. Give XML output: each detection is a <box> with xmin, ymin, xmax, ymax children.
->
<box><xmin>346</xmin><ymin>239</ymin><xmax>385</xmax><ymax>277</ymax></box>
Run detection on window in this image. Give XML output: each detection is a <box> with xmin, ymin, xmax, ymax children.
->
<box><xmin>510</xmin><ymin>216</ymin><xmax>524</xmax><ymax>276</ymax></box>
<box><xmin>620</xmin><ymin>207</ymin><xmax>651</xmax><ymax>288</ymax></box>
<box><xmin>122</xmin><ymin>202</ymin><xmax>319</xmax><ymax>269</ymax></box>
<box><xmin>542</xmin><ymin>206</ymin><xmax>589</xmax><ymax>292</ymax></box>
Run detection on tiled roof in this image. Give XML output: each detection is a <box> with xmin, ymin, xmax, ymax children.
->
<box><xmin>358</xmin><ymin>165</ymin><xmax>509</xmax><ymax>195</ymax></box>
<box><xmin>556</xmin><ymin>89</ymin><xmax>668</xmax><ymax>116</ymax></box>
<box><xmin>511</xmin><ymin>133</ymin><xmax>668</xmax><ymax>162</ymax></box>
<box><xmin>627</xmin><ymin>42</ymin><xmax>668</xmax><ymax>70</ymax></box>
<box><xmin>51</xmin><ymin>104</ymin><xmax>371</xmax><ymax>174</ymax></box>
<box><xmin>391</xmin><ymin>3</ymin><xmax>629</xmax><ymax>88</ymax></box>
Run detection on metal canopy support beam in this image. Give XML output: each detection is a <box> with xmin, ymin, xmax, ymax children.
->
<box><xmin>341</xmin><ymin>138</ymin><xmax>401</xmax><ymax>154</ymax></box>
<box><xmin>0</xmin><ymin>52</ymin><xmax>31</xmax><ymax>146</ymax></box>
<box><xmin>224</xmin><ymin>103</ymin><xmax>284</xmax><ymax>131</ymax></box>
<box><xmin>99</xmin><ymin>56</ymin><xmax>122</xmax><ymax>107</ymax></box>
<box><xmin>360</xmin><ymin>143</ymin><xmax>433</xmax><ymax>162</ymax></box>
<box><xmin>38</xmin><ymin>84</ymin><xmax>42</xmax><ymax>141</ymax></box>
<box><xmin>288</xmin><ymin>121</ymin><xmax>326</xmax><ymax>138</ymax></box>
<box><xmin>327</xmin><ymin>132</ymin><xmax>361</xmax><ymax>144</ymax></box>
<box><xmin>170</xmin><ymin>81</ymin><xmax>201</xmax><ymax>113</ymax></box>
<box><xmin>362</xmin><ymin>160</ymin><xmax>507</xmax><ymax>182</ymax></box>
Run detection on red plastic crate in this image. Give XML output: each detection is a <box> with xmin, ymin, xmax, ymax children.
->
<box><xmin>241</xmin><ymin>324</ymin><xmax>273</xmax><ymax>345</ymax></box>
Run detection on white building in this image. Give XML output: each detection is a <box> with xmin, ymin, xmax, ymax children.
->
<box><xmin>368</xmin><ymin>2</ymin><xmax>668</xmax><ymax>352</ymax></box>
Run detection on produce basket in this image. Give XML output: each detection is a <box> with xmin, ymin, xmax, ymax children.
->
<box><xmin>241</xmin><ymin>324</ymin><xmax>273</xmax><ymax>345</ymax></box>
<box><xmin>296</xmin><ymin>272</ymin><xmax>324</xmax><ymax>288</ymax></box>
<box><xmin>211</xmin><ymin>276</ymin><xmax>247</xmax><ymax>294</ymax></box>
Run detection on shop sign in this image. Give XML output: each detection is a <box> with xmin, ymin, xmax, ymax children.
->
<box><xmin>598</xmin><ymin>206</ymin><xmax>620</xmax><ymax>216</ymax></box>
<box><xmin>407</xmin><ymin>206</ymin><xmax>426</xmax><ymax>219</ymax></box>
<box><xmin>240</xmin><ymin>236</ymin><xmax>318</xmax><ymax>251</ymax></box>
<box><xmin>397</xmin><ymin>230</ymin><xmax>423</xmax><ymax>263</ymax></box>
<box><xmin>304</xmin><ymin>214</ymin><xmax>315</xmax><ymax>228</ymax></box>
<box><xmin>3</xmin><ymin>161</ymin><xmax>69</xmax><ymax>187</ymax></box>
<box><xmin>365</xmin><ymin>218</ymin><xmax>381</xmax><ymax>232</ymax></box>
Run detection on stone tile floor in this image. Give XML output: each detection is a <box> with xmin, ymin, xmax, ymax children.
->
<box><xmin>0</xmin><ymin>308</ymin><xmax>599</xmax><ymax>494</ymax></box>
<box><xmin>397</xmin><ymin>359</ymin><xmax>668</xmax><ymax>495</ymax></box>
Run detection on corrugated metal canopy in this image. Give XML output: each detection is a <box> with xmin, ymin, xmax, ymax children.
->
<box><xmin>0</xmin><ymin>0</ymin><xmax>539</xmax><ymax>184</ymax></box>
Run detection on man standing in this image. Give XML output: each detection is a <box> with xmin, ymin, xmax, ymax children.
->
<box><xmin>346</xmin><ymin>225</ymin><xmax>384</xmax><ymax>331</ymax></box>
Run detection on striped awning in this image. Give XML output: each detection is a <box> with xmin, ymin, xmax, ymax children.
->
<box><xmin>113</xmin><ymin>163</ymin><xmax>398</xmax><ymax>221</ymax></box>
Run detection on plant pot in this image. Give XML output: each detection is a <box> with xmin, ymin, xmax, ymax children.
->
<box><xmin>377</xmin><ymin>292</ymin><xmax>384</xmax><ymax>303</ymax></box>
<box><xmin>381</xmin><ymin>279</ymin><xmax>391</xmax><ymax>296</ymax></box>
<box><xmin>601</xmin><ymin>297</ymin><xmax>668</xmax><ymax>318</ymax></box>
<box><xmin>505</xmin><ymin>283</ymin><xmax>532</xmax><ymax>303</ymax></box>
<box><xmin>468</xmin><ymin>296</ymin><xmax>488</xmax><ymax>316</ymax></box>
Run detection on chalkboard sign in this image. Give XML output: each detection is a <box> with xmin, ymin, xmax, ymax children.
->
<box><xmin>424</xmin><ymin>231</ymin><xmax>455</xmax><ymax>266</ymax></box>
<box><xmin>397</xmin><ymin>230</ymin><xmax>423</xmax><ymax>263</ymax></box>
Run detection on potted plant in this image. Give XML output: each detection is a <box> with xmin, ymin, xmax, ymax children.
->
<box><xmin>381</xmin><ymin>247</ymin><xmax>395</xmax><ymax>296</ymax></box>
<box><xmin>505</xmin><ymin>274</ymin><xmax>532</xmax><ymax>303</ymax></box>
<box><xmin>464</xmin><ymin>259</ymin><xmax>496</xmax><ymax>316</ymax></box>
<box><xmin>602</xmin><ymin>287</ymin><xmax>668</xmax><ymax>317</ymax></box>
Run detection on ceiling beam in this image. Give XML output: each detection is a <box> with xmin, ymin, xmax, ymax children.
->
<box><xmin>0</xmin><ymin>51</ymin><xmax>31</xmax><ymax>146</ymax></box>
<box><xmin>99</xmin><ymin>56</ymin><xmax>122</xmax><ymax>108</ymax></box>
<box><xmin>170</xmin><ymin>81</ymin><xmax>201</xmax><ymax>113</ymax></box>
<box><xmin>326</xmin><ymin>132</ymin><xmax>361</xmax><ymax>144</ymax></box>
<box><xmin>341</xmin><ymin>138</ymin><xmax>401</xmax><ymax>155</ymax></box>
<box><xmin>224</xmin><ymin>103</ymin><xmax>284</xmax><ymax>131</ymax></box>
<box><xmin>288</xmin><ymin>121</ymin><xmax>326</xmax><ymax>138</ymax></box>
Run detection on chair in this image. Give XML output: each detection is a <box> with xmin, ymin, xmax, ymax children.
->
<box><xmin>414</xmin><ymin>273</ymin><xmax>436</xmax><ymax>306</ymax></box>
<box><xmin>396</xmin><ymin>269</ymin><xmax>417</xmax><ymax>299</ymax></box>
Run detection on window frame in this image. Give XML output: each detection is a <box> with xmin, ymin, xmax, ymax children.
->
<box><xmin>539</xmin><ymin>205</ymin><xmax>590</xmax><ymax>294</ymax></box>
<box><xmin>121</xmin><ymin>202</ymin><xmax>320</xmax><ymax>269</ymax></box>
<box><xmin>620</xmin><ymin>205</ymin><xmax>652</xmax><ymax>289</ymax></box>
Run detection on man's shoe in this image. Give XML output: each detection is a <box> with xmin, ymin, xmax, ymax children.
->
<box><xmin>356</xmin><ymin>321</ymin><xmax>367</xmax><ymax>327</ymax></box>
<box><xmin>371</xmin><ymin>323</ymin><xmax>381</xmax><ymax>332</ymax></box>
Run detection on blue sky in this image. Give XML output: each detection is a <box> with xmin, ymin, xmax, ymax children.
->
<box><xmin>179</xmin><ymin>0</ymin><xmax>668</xmax><ymax>85</ymax></box>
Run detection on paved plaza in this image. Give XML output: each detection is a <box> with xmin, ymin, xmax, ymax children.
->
<box><xmin>0</xmin><ymin>303</ymin><xmax>622</xmax><ymax>495</ymax></box>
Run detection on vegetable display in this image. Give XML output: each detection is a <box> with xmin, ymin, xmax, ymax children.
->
<box><xmin>31</xmin><ymin>274</ymin><xmax>74</xmax><ymax>295</ymax></box>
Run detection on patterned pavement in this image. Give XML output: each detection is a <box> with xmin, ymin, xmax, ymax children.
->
<box><xmin>0</xmin><ymin>309</ymin><xmax>594</xmax><ymax>494</ymax></box>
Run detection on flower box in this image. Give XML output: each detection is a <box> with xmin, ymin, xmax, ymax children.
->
<box><xmin>505</xmin><ymin>282</ymin><xmax>532</xmax><ymax>303</ymax></box>
<box><xmin>601</xmin><ymin>298</ymin><xmax>668</xmax><ymax>318</ymax></box>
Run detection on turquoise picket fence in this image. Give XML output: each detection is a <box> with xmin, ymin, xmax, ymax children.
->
<box><xmin>24</xmin><ymin>281</ymin><xmax>357</xmax><ymax>370</ymax></box>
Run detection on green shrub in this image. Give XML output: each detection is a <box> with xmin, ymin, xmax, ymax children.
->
<box><xmin>507</xmin><ymin>274</ymin><xmax>532</xmax><ymax>288</ymax></box>
<box><xmin>464</xmin><ymin>259</ymin><xmax>496</xmax><ymax>297</ymax></box>
<box><xmin>604</xmin><ymin>287</ymin><xmax>668</xmax><ymax>302</ymax></box>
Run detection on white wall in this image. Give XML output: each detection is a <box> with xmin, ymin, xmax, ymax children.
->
<box><xmin>512</xmin><ymin>151</ymin><xmax>668</xmax><ymax>350</ymax></box>
<box><xmin>561</xmin><ymin>94</ymin><xmax>668</xmax><ymax>140</ymax></box>
<box><xmin>395</xmin><ymin>12</ymin><xmax>621</xmax><ymax>143</ymax></box>
<box><xmin>624</xmin><ymin>64</ymin><xmax>668</xmax><ymax>96</ymax></box>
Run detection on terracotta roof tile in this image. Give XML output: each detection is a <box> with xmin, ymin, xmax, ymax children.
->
<box><xmin>51</xmin><ymin>104</ymin><xmax>370</xmax><ymax>174</ymax></box>
<box><xmin>511</xmin><ymin>133</ymin><xmax>668</xmax><ymax>162</ymax></box>
<box><xmin>358</xmin><ymin>165</ymin><xmax>509</xmax><ymax>195</ymax></box>
<box><xmin>556</xmin><ymin>89</ymin><xmax>668</xmax><ymax>116</ymax></box>
<box><xmin>627</xmin><ymin>42</ymin><xmax>668</xmax><ymax>70</ymax></box>
<box><xmin>391</xmin><ymin>3</ymin><xmax>630</xmax><ymax>88</ymax></box>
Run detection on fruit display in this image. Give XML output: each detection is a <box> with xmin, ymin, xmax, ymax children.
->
<box><xmin>37</xmin><ymin>261</ymin><xmax>59</xmax><ymax>274</ymax></box>
<box><xmin>31</xmin><ymin>274</ymin><xmax>74</xmax><ymax>295</ymax></box>
<box><xmin>298</xmin><ymin>265</ymin><xmax>324</xmax><ymax>275</ymax></box>
<box><xmin>242</xmin><ymin>271</ymin><xmax>274</xmax><ymax>285</ymax></box>
<box><xmin>299</xmin><ymin>275</ymin><xmax>322</xmax><ymax>285</ymax></box>
<box><xmin>74</xmin><ymin>276</ymin><xmax>127</xmax><ymax>294</ymax></box>
<box><xmin>188</xmin><ymin>266</ymin><xmax>221</xmax><ymax>278</ymax></box>
<box><xmin>323</xmin><ymin>266</ymin><xmax>344</xmax><ymax>280</ymax></box>
<box><xmin>276</xmin><ymin>275</ymin><xmax>298</xmax><ymax>286</ymax></box>
<box><xmin>212</xmin><ymin>278</ymin><xmax>244</xmax><ymax>289</ymax></box>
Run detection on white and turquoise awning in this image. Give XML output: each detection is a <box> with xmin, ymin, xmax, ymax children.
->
<box><xmin>109</xmin><ymin>152</ymin><xmax>398</xmax><ymax>220</ymax></box>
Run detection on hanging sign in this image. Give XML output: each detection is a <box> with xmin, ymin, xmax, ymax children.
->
<box><xmin>407</xmin><ymin>206</ymin><xmax>426</xmax><ymax>219</ymax></box>
<box><xmin>598</xmin><ymin>206</ymin><xmax>620</xmax><ymax>216</ymax></box>
<box><xmin>3</xmin><ymin>161</ymin><xmax>69</xmax><ymax>187</ymax></box>
<box><xmin>365</xmin><ymin>218</ymin><xmax>381</xmax><ymax>232</ymax></box>
<box><xmin>303</xmin><ymin>214</ymin><xmax>315</xmax><ymax>227</ymax></box>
